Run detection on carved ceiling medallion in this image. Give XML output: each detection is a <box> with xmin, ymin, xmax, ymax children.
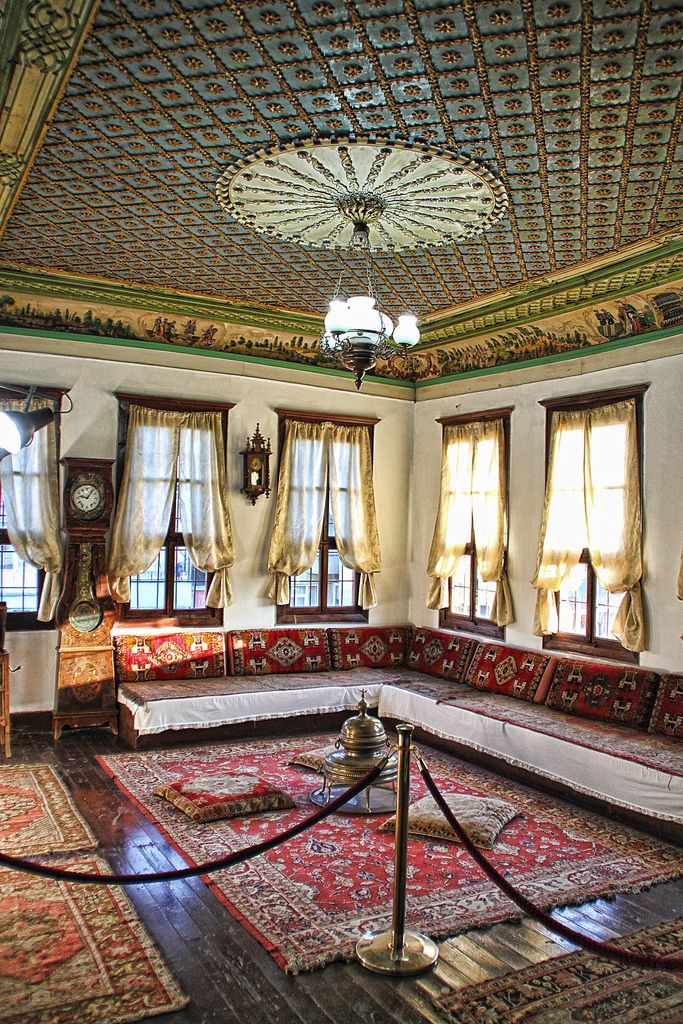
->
<box><xmin>216</xmin><ymin>140</ymin><xmax>508</xmax><ymax>251</ymax></box>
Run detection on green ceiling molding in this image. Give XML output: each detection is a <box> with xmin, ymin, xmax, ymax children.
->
<box><xmin>0</xmin><ymin>0</ymin><xmax>99</xmax><ymax>236</ymax></box>
<box><xmin>419</xmin><ymin>233</ymin><xmax>683</xmax><ymax>346</ymax></box>
<box><xmin>0</xmin><ymin>263</ymin><xmax>321</xmax><ymax>336</ymax></box>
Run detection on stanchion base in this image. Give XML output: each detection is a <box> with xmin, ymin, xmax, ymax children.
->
<box><xmin>356</xmin><ymin>928</ymin><xmax>439</xmax><ymax>976</ymax></box>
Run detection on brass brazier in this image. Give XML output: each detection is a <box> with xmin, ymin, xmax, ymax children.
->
<box><xmin>310</xmin><ymin>691</ymin><xmax>397</xmax><ymax>814</ymax></box>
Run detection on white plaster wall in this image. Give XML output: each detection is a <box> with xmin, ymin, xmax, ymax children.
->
<box><xmin>1</xmin><ymin>348</ymin><xmax>413</xmax><ymax>711</ymax></box>
<box><xmin>409</xmin><ymin>354</ymin><xmax>683</xmax><ymax>672</ymax></box>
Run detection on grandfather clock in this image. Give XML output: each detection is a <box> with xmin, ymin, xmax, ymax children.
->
<box><xmin>54</xmin><ymin>458</ymin><xmax>118</xmax><ymax>740</ymax></box>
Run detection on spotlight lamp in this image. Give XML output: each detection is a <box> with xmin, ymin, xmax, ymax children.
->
<box><xmin>0</xmin><ymin>386</ymin><xmax>70</xmax><ymax>460</ymax></box>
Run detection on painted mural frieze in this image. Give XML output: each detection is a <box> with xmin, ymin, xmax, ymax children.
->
<box><xmin>1</xmin><ymin>277</ymin><xmax>681</xmax><ymax>386</ymax></box>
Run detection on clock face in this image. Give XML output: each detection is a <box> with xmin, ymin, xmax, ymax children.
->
<box><xmin>69</xmin><ymin>475</ymin><xmax>105</xmax><ymax>520</ymax></box>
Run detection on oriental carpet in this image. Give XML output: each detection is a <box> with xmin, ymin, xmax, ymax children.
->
<box><xmin>430</xmin><ymin>918</ymin><xmax>683</xmax><ymax>1024</ymax></box>
<box><xmin>98</xmin><ymin>735</ymin><xmax>683</xmax><ymax>974</ymax></box>
<box><xmin>0</xmin><ymin>855</ymin><xmax>189</xmax><ymax>1024</ymax></box>
<box><xmin>0</xmin><ymin>764</ymin><xmax>96</xmax><ymax>855</ymax></box>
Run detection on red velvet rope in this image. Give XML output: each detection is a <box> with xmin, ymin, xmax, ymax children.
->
<box><xmin>415</xmin><ymin>751</ymin><xmax>683</xmax><ymax>972</ymax></box>
<box><xmin>0</xmin><ymin>759</ymin><xmax>387</xmax><ymax>885</ymax></box>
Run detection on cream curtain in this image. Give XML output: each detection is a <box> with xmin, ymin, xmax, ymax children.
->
<box><xmin>426</xmin><ymin>419</ymin><xmax>512</xmax><ymax>626</ymax></box>
<box><xmin>0</xmin><ymin>397</ymin><xmax>63</xmax><ymax>620</ymax></box>
<box><xmin>532</xmin><ymin>399</ymin><xmax>645</xmax><ymax>652</ymax></box>
<box><xmin>267</xmin><ymin>420</ymin><xmax>328</xmax><ymax>605</ymax></box>
<box><xmin>108</xmin><ymin>406</ymin><xmax>180</xmax><ymax>604</ymax></box>
<box><xmin>177</xmin><ymin>412</ymin><xmax>235</xmax><ymax>608</ymax></box>
<box><xmin>267</xmin><ymin>420</ymin><xmax>382</xmax><ymax>609</ymax></box>
<box><xmin>328</xmin><ymin>424</ymin><xmax>382</xmax><ymax>609</ymax></box>
<box><xmin>109</xmin><ymin>405</ymin><xmax>234</xmax><ymax>607</ymax></box>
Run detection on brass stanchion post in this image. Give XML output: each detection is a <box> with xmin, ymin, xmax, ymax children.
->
<box><xmin>356</xmin><ymin>724</ymin><xmax>439</xmax><ymax>975</ymax></box>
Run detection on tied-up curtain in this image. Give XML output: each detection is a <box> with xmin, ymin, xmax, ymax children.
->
<box><xmin>108</xmin><ymin>405</ymin><xmax>234</xmax><ymax>607</ymax></box>
<box><xmin>426</xmin><ymin>419</ymin><xmax>512</xmax><ymax>626</ymax></box>
<box><xmin>177</xmin><ymin>412</ymin><xmax>235</xmax><ymax>608</ymax></box>
<box><xmin>0</xmin><ymin>397</ymin><xmax>63</xmax><ymax>620</ymax></box>
<box><xmin>328</xmin><ymin>424</ymin><xmax>382</xmax><ymax>609</ymax></box>
<box><xmin>267</xmin><ymin>420</ymin><xmax>328</xmax><ymax>605</ymax></box>
<box><xmin>532</xmin><ymin>399</ymin><xmax>645</xmax><ymax>652</ymax></box>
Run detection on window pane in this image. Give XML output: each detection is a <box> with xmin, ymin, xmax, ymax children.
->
<box><xmin>327</xmin><ymin>508</ymin><xmax>335</xmax><ymax>538</ymax></box>
<box><xmin>558</xmin><ymin>562</ymin><xmax>588</xmax><ymax>636</ymax></box>
<box><xmin>173</xmin><ymin>546</ymin><xmax>206</xmax><ymax>610</ymax></box>
<box><xmin>595</xmin><ymin>580</ymin><xmax>622</xmax><ymax>639</ymax></box>
<box><xmin>327</xmin><ymin>549</ymin><xmax>355</xmax><ymax>607</ymax></box>
<box><xmin>291</xmin><ymin>554</ymin><xmax>320</xmax><ymax>608</ymax></box>
<box><xmin>0</xmin><ymin>544</ymin><xmax>40</xmax><ymax>612</ymax></box>
<box><xmin>129</xmin><ymin>549</ymin><xmax>166</xmax><ymax>610</ymax></box>
<box><xmin>449</xmin><ymin>555</ymin><xmax>471</xmax><ymax>616</ymax></box>
<box><xmin>475</xmin><ymin>572</ymin><xmax>497</xmax><ymax>621</ymax></box>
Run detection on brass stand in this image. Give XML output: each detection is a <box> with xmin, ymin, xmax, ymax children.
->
<box><xmin>356</xmin><ymin>724</ymin><xmax>439</xmax><ymax>976</ymax></box>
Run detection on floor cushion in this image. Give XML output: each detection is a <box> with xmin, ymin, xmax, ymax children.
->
<box><xmin>380</xmin><ymin>793</ymin><xmax>519</xmax><ymax>849</ymax></box>
<box><xmin>155</xmin><ymin>771</ymin><xmax>295</xmax><ymax>823</ymax></box>
<box><xmin>287</xmin><ymin>747</ymin><xmax>336</xmax><ymax>772</ymax></box>
<box><xmin>649</xmin><ymin>674</ymin><xmax>683</xmax><ymax>739</ymax></box>
<box><xmin>114</xmin><ymin>632</ymin><xmax>226</xmax><ymax>682</ymax></box>
<box><xmin>328</xmin><ymin>626</ymin><xmax>410</xmax><ymax>670</ymax></box>
<box><xmin>464</xmin><ymin>642</ymin><xmax>557</xmax><ymax>704</ymax></box>
<box><xmin>406</xmin><ymin>627</ymin><xmax>474</xmax><ymax>681</ymax></box>
<box><xmin>228</xmin><ymin>628</ymin><xmax>331</xmax><ymax>675</ymax></box>
<box><xmin>545</xmin><ymin>659</ymin><xmax>659</xmax><ymax>729</ymax></box>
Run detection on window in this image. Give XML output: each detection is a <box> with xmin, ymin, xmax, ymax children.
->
<box><xmin>537</xmin><ymin>385</ymin><xmax>647</xmax><ymax>663</ymax></box>
<box><xmin>0</xmin><ymin>384</ymin><xmax>64</xmax><ymax>631</ymax></box>
<box><xmin>115</xmin><ymin>393</ymin><xmax>232</xmax><ymax>626</ymax></box>
<box><xmin>436</xmin><ymin>409</ymin><xmax>512</xmax><ymax>639</ymax></box>
<box><xmin>274</xmin><ymin>409</ymin><xmax>378</xmax><ymax>624</ymax></box>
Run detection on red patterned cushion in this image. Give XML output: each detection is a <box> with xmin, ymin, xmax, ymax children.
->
<box><xmin>546</xmin><ymin>660</ymin><xmax>659</xmax><ymax>729</ymax></box>
<box><xmin>649</xmin><ymin>674</ymin><xmax>683</xmax><ymax>739</ymax></box>
<box><xmin>406</xmin><ymin>628</ymin><xmax>474</xmax><ymax>681</ymax></box>
<box><xmin>465</xmin><ymin>643</ymin><xmax>557</xmax><ymax>704</ymax></box>
<box><xmin>228</xmin><ymin>628</ymin><xmax>331</xmax><ymax>675</ymax></box>
<box><xmin>328</xmin><ymin>626</ymin><xmax>410</xmax><ymax>670</ymax></box>
<box><xmin>155</xmin><ymin>771</ymin><xmax>295</xmax><ymax>823</ymax></box>
<box><xmin>114</xmin><ymin>632</ymin><xmax>226</xmax><ymax>683</ymax></box>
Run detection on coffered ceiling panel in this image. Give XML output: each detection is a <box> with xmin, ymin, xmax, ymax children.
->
<box><xmin>1</xmin><ymin>0</ymin><xmax>681</xmax><ymax>319</ymax></box>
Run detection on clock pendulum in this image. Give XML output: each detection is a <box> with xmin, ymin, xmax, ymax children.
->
<box><xmin>53</xmin><ymin>458</ymin><xmax>118</xmax><ymax>741</ymax></box>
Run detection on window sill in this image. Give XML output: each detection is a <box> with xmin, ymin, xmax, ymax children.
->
<box><xmin>116</xmin><ymin>611</ymin><xmax>223</xmax><ymax>629</ymax></box>
<box><xmin>276</xmin><ymin>610</ymin><xmax>368</xmax><ymax>625</ymax></box>
<box><xmin>5</xmin><ymin>617</ymin><xmax>55</xmax><ymax>633</ymax></box>
<box><xmin>439</xmin><ymin>611</ymin><xmax>504</xmax><ymax>641</ymax></box>
<box><xmin>542</xmin><ymin>634</ymin><xmax>639</xmax><ymax>665</ymax></box>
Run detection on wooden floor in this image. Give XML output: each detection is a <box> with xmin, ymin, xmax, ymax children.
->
<box><xmin>8</xmin><ymin>725</ymin><xmax>683</xmax><ymax>1024</ymax></box>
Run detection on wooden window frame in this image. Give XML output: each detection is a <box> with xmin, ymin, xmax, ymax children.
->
<box><xmin>114</xmin><ymin>392</ymin><xmax>234</xmax><ymax>628</ymax></box>
<box><xmin>436</xmin><ymin>407</ymin><xmax>513</xmax><ymax>640</ymax></box>
<box><xmin>0</xmin><ymin>384</ymin><xmax>67</xmax><ymax>632</ymax></box>
<box><xmin>274</xmin><ymin>408</ymin><xmax>379</xmax><ymax>625</ymax></box>
<box><xmin>539</xmin><ymin>384</ymin><xmax>648</xmax><ymax>665</ymax></box>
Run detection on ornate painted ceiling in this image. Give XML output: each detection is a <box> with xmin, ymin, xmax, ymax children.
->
<box><xmin>0</xmin><ymin>0</ymin><xmax>682</xmax><ymax>385</ymax></box>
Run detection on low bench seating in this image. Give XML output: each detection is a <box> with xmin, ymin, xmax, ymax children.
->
<box><xmin>112</xmin><ymin>625</ymin><xmax>682</xmax><ymax>839</ymax></box>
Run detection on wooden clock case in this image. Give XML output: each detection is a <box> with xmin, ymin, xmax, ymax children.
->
<box><xmin>54</xmin><ymin>458</ymin><xmax>118</xmax><ymax>740</ymax></box>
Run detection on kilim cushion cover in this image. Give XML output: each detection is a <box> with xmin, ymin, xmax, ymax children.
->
<box><xmin>546</xmin><ymin>659</ymin><xmax>659</xmax><ymax>729</ymax></box>
<box><xmin>406</xmin><ymin>627</ymin><xmax>475</xmax><ymax>681</ymax></box>
<box><xmin>114</xmin><ymin>632</ymin><xmax>226</xmax><ymax>682</ymax></box>
<box><xmin>380</xmin><ymin>793</ymin><xmax>519</xmax><ymax>850</ymax></box>
<box><xmin>328</xmin><ymin>626</ymin><xmax>411</xmax><ymax>670</ymax></box>
<box><xmin>287</xmin><ymin>746</ymin><xmax>336</xmax><ymax>772</ymax></box>
<box><xmin>228</xmin><ymin>628</ymin><xmax>331</xmax><ymax>675</ymax></box>
<box><xmin>648</xmin><ymin>674</ymin><xmax>683</xmax><ymax>739</ymax></box>
<box><xmin>155</xmin><ymin>771</ymin><xmax>296</xmax><ymax>823</ymax></box>
<box><xmin>464</xmin><ymin>642</ymin><xmax>557</xmax><ymax>704</ymax></box>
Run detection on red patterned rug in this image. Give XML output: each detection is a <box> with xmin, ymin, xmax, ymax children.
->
<box><xmin>431</xmin><ymin>918</ymin><xmax>683</xmax><ymax>1024</ymax></box>
<box><xmin>0</xmin><ymin>854</ymin><xmax>188</xmax><ymax>1024</ymax></box>
<box><xmin>0</xmin><ymin>764</ymin><xmax>96</xmax><ymax>855</ymax></box>
<box><xmin>98</xmin><ymin>735</ymin><xmax>683</xmax><ymax>974</ymax></box>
